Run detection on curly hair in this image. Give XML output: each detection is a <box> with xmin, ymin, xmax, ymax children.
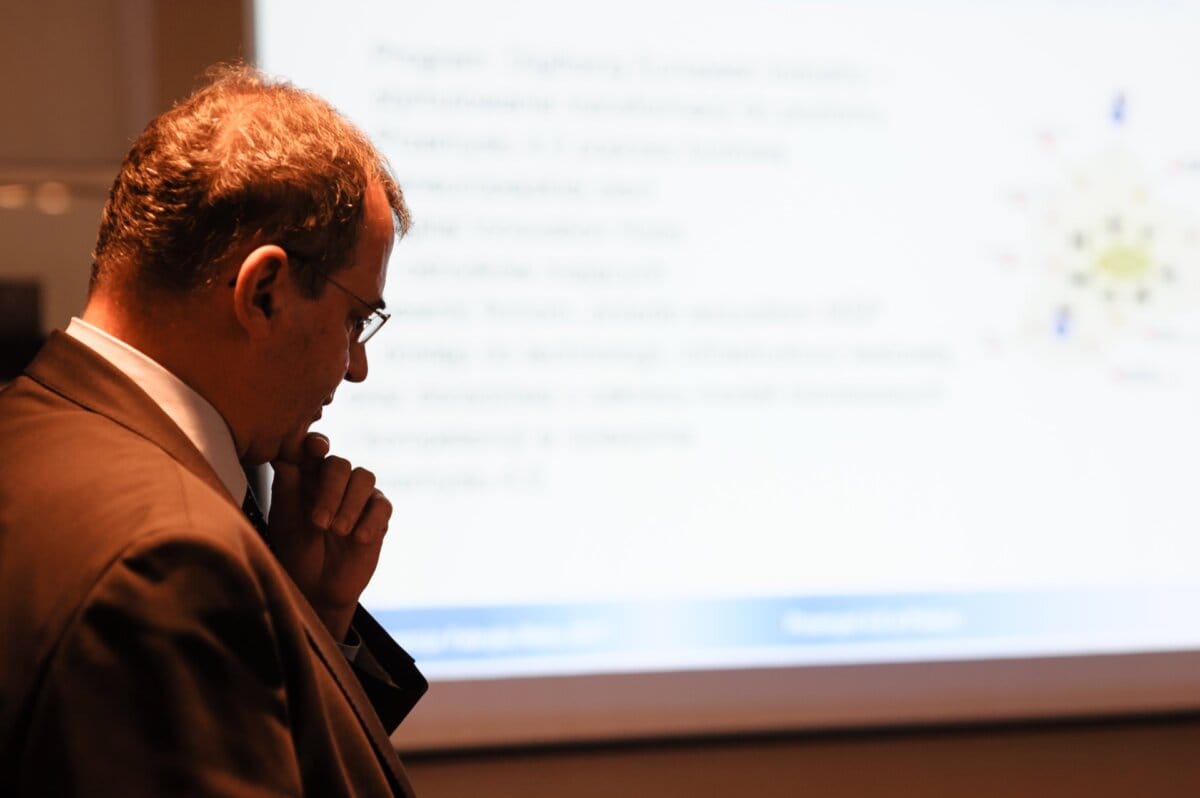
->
<box><xmin>92</xmin><ymin>63</ymin><xmax>410</xmax><ymax>298</ymax></box>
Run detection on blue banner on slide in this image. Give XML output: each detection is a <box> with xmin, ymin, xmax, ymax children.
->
<box><xmin>372</xmin><ymin>586</ymin><xmax>1200</xmax><ymax>678</ymax></box>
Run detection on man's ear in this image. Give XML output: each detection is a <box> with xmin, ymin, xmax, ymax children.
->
<box><xmin>231</xmin><ymin>245</ymin><xmax>290</xmax><ymax>338</ymax></box>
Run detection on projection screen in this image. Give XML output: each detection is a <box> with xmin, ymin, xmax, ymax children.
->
<box><xmin>253</xmin><ymin>0</ymin><xmax>1200</xmax><ymax>750</ymax></box>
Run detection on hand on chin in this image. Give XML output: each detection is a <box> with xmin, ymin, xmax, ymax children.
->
<box><xmin>266</xmin><ymin>426</ymin><xmax>389</xmax><ymax>640</ymax></box>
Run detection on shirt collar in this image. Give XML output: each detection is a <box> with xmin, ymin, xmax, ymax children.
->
<box><xmin>65</xmin><ymin>317</ymin><xmax>247</xmax><ymax>502</ymax></box>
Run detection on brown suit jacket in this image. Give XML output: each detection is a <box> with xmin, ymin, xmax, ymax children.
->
<box><xmin>0</xmin><ymin>332</ymin><xmax>424</xmax><ymax>796</ymax></box>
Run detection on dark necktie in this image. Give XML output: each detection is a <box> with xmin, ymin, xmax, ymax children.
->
<box><xmin>241</xmin><ymin>487</ymin><xmax>272</xmax><ymax>547</ymax></box>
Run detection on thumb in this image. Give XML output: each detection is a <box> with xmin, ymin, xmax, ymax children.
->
<box><xmin>302</xmin><ymin>431</ymin><xmax>332</xmax><ymax>462</ymax></box>
<box><xmin>275</xmin><ymin>430</ymin><xmax>331</xmax><ymax>468</ymax></box>
<box><xmin>270</xmin><ymin>431</ymin><xmax>331</xmax><ymax>503</ymax></box>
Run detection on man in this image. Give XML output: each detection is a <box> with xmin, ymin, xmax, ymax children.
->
<box><xmin>0</xmin><ymin>65</ymin><xmax>426</xmax><ymax>796</ymax></box>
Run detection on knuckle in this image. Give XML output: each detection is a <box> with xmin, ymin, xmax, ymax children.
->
<box><xmin>351</xmin><ymin>467</ymin><xmax>376</xmax><ymax>490</ymax></box>
<box><xmin>372</xmin><ymin>490</ymin><xmax>393</xmax><ymax>514</ymax></box>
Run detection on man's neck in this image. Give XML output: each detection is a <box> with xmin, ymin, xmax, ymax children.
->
<box><xmin>65</xmin><ymin>317</ymin><xmax>249</xmax><ymax>502</ymax></box>
<box><xmin>80</xmin><ymin>291</ymin><xmax>256</xmax><ymax>462</ymax></box>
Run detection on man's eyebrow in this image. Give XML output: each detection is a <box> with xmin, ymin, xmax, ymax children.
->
<box><xmin>371</xmin><ymin>297</ymin><xmax>387</xmax><ymax>311</ymax></box>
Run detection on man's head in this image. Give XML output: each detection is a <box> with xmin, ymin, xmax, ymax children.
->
<box><xmin>92</xmin><ymin>63</ymin><xmax>409</xmax><ymax>299</ymax></box>
<box><xmin>85</xmin><ymin>64</ymin><xmax>407</xmax><ymax>464</ymax></box>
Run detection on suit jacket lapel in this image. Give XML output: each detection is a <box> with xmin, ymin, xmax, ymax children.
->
<box><xmin>292</xmin><ymin>592</ymin><xmax>417</xmax><ymax>797</ymax></box>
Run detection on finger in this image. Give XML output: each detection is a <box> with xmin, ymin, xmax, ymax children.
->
<box><xmin>303</xmin><ymin>431</ymin><xmax>331</xmax><ymax>461</ymax></box>
<box><xmin>274</xmin><ymin>430</ymin><xmax>329</xmax><ymax>469</ymax></box>
<box><xmin>270</xmin><ymin>458</ymin><xmax>301</xmax><ymax>500</ymax></box>
<box><xmin>310</xmin><ymin>455</ymin><xmax>352</xmax><ymax>530</ymax></box>
<box><xmin>329</xmin><ymin>467</ymin><xmax>378</xmax><ymax>537</ymax></box>
<box><xmin>353</xmin><ymin>489</ymin><xmax>393</xmax><ymax>545</ymax></box>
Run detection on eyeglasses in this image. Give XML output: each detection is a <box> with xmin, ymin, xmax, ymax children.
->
<box><xmin>310</xmin><ymin>266</ymin><xmax>391</xmax><ymax>345</ymax></box>
<box><xmin>226</xmin><ymin>251</ymin><xmax>391</xmax><ymax>344</ymax></box>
